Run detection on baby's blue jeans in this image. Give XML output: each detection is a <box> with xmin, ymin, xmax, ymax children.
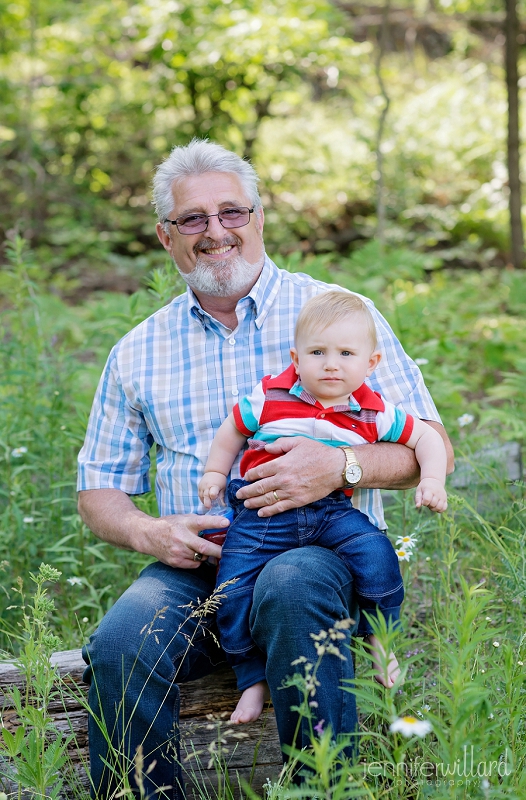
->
<box><xmin>217</xmin><ymin>480</ymin><xmax>404</xmax><ymax>691</ymax></box>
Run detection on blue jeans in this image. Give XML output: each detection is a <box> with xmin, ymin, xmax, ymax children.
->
<box><xmin>217</xmin><ymin>481</ymin><xmax>404</xmax><ymax>691</ymax></box>
<box><xmin>82</xmin><ymin>547</ymin><xmax>359</xmax><ymax>799</ymax></box>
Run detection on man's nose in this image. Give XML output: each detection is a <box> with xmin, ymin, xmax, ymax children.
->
<box><xmin>206</xmin><ymin>214</ymin><xmax>227</xmax><ymax>238</ymax></box>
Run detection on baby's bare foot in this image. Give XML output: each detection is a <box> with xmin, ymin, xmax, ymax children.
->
<box><xmin>230</xmin><ymin>681</ymin><xmax>269</xmax><ymax>724</ymax></box>
<box><xmin>365</xmin><ymin>634</ymin><xmax>400</xmax><ymax>688</ymax></box>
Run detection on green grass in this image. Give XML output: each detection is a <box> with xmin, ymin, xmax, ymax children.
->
<box><xmin>0</xmin><ymin>238</ymin><xmax>524</xmax><ymax>798</ymax></box>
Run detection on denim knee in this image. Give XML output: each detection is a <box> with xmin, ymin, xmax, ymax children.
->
<box><xmin>83</xmin><ymin>560</ymin><xmax>221</xmax><ymax>687</ymax></box>
<box><xmin>251</xmin><ymin>546</ymin><xmax>358</xmax><ymax>629</ymax></box>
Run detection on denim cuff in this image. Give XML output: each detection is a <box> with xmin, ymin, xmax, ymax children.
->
<box><xmin>232</xmin><ymin>655</ymin><xmax>267</xmax><ymax>691</ymax></box>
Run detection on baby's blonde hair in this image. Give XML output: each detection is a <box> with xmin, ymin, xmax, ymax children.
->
<box><xmin>295</xmin><ymin>291</ymin><xmax>378</xmax><ymax>350</ymax></box>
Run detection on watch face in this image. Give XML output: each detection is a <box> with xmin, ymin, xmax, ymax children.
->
<box><xmin>345</xmin><ymin>464</ymin><xmax>363</xmax><ymax>485</ymax></box>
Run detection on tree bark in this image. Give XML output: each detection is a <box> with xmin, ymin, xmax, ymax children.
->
<box><xmin>505</xmin><ymin>0</ymin><xmax>525</xmax><ymax>267</ymax></box>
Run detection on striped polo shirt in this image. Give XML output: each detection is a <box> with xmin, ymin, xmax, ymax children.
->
<box><xmin>233</xmin><ymin>363</ymin><xmax>415</xmax><ymax>478</ymax></box>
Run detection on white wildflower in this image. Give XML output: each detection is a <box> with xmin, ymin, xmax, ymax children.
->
<box><xmin>414</xmin><ymin>358</ymin><xmax>429</xmax><ymax>366</ymax></box>
<box><xmin>390</xmin><ymin>715</ymin><xmax>432</xmax><ymax>738</ymax></box>
<box><xmin>492</xmin><ymin>641</ymin><xmax>500</xmax><ymax>648</ymax></box>
<box><xmin>11</xmin><ymin>447</ymin><xmax>28</xmax><ymax>457</ymax></box>
<box><xmin>457</xmin><ymin>413</ymin><xmax>474</xmax><ymax>427</ymax></box>
<box><xmin>396</xmin><ymin>534</ymin><xmax>418</xmax><ymax>549</ymax></box>
<box><xmin>23</xmin><ymin>516</ymin><xmax>34</xmax><ymax>524</ymax></box>
<box><xmin>67</xmin><ymin>577</ymin><xmax>83</xmax><ymax>586</ymax></box>
<box><xmin>395</xmin><ymin>548</ymin><xmax>411</xmax><ymax>562</ymax></box>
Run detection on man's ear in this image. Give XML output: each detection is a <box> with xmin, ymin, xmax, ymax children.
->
<box><xmin>156</xmin><ymin>222</ymin><xmax>172</xmax><ymax>254</ymax></box>
<box><xmin>366</xmin><ymin>350</ymin><xmax>382</xmax><ymax>377</ymax></box>
<box><xmin>256</xmin><ymin>207</ymin><xmax>265</xmax><ymax>234</ymax></box>
<box><xmin>290</xmin><ymin>347</ymin><xmax>300</xmax><ymax>375</ymax></box>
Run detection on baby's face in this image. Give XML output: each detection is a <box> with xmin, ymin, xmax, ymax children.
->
<box><xmin>290</xmin><ymin>318</ymin><xmax>380</xmax><ymax>407</ymax></box>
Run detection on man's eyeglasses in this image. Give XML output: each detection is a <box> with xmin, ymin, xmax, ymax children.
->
<box><xmin>164</xmin><ymin>207</ymin><xmax>254</xmax><ymax>235</ymax></box>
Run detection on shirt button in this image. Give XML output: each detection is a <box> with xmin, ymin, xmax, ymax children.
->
<box><xmin>232</xmin><ymin>389</ymin><xmax>239</xmax><ymax>396</ymax></box>
<box><xmin>320</xmin><ymin>413</ymin><xmax>325</xmax><ymax>418</ymax></box>
<box><xmin>228</xmin><ymin>337</ymin><xmax>236</xmax><ymax>345</ymax></box>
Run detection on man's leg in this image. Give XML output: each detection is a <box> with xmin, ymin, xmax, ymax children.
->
<box><xmin>82</xmin><ymin>561</ymin><xmax>225</xmax><ymax>800</ymax></box>
<box><xmin>250</xmin><ymin>547</ymin><xmax>359</xmax><ymax>760</ymax></box>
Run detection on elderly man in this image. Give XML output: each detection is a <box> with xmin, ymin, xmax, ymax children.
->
<box><xmin>78</xmin><ymin>139</ymin><xmax>453</xmax><ymax>798</ymax></box>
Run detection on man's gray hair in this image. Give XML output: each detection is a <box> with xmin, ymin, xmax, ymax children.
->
<box><xmin>152</xmin><ymin>139</ymin><xmax>262</xmax><ymax>227</ymax></box>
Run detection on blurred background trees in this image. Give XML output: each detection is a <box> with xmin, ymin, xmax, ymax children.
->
<box><xmin>1</xmin><ymin>0</ymin><xmax>525</xmax><ymax>293</ymax></box>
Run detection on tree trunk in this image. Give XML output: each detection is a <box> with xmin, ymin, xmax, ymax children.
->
<box><xmin>374</xmin><ymin>0</ymin><xmax>391</xmax><ymax>248</ymax></box>
<box><xmin>505</xmin><ymin>0</ymin><xmax>525</xmax><ymax>267</ymax></box>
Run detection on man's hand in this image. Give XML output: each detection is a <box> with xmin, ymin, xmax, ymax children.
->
<box><xmin>143</xmin><ymin>513</ymin><xmax>227</xmax><ymax>567</ymax></box>
<box><xmin>77</xmin><ymin>488</ymin><xmax>226</xmax><ymax>568</ymax></box>
<box><xmin>236</xmin><ymin>437</ymin><xmax>345</xmax><ymax>517</ymax></box>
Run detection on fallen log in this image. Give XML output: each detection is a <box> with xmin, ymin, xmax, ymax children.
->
<box><xmin>0</xmin><ymin>650</ymin><xmax>282</xmax><ymax>798</ymax></box>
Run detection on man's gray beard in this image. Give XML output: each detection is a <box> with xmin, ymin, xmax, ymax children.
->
<box><xmin>175</xmin><ymin>252</ymin><xmax>263</xmax><ymax>298</ymax></box>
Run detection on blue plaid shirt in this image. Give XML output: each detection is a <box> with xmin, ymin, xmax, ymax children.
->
<box><xmin>78</xmin><ymin>256</ymin><xmax>440</xmax><ymax>529</ymax></box>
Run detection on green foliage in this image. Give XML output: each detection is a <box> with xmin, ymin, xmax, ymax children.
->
<box><xmin>0</xmin><ymin>238</ymin><xmax>155</xmax><ymax>648</ymax></box>
<box><xmin>0</xmin><ymin>564</ymin><xmax>73</xmax><ymax>799</ymax></box>
<box><xmin>1</xmin><ymin>0</ymin><xmax>522</xmax><ymax>276</ymax></box>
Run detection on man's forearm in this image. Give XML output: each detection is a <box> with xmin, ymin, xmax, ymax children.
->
<box><xmin>78</xmin><ymin>488</ymin><xmax>225</xmax><ymax>567</ymax></box>
<box><xmin>237</xmin><ymin>420</ymin><xmax>454</xmax><ymax>514</ymax></box>
<box><xmin>352</xmin><ymin>441</ymin><xmax>421</xmax><ymax>490</ymax></box>
<box><xmin>354</xmin><ymin>420</ymin><xmax>454</xmax><ymax>491</ymax></box>
<box><xmin>78</xmin><ymin>488</ymin><xmax>156</xmax><ymax>552</ymax></box>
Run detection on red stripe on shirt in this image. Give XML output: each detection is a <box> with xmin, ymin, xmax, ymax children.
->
<box><xmin>232</xmin><ymin>404</ymin><xmax>255</xmax><ymax>437</ymax></box>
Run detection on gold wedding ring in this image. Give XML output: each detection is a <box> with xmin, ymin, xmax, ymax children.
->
<box><xmin>273</xmin><ymin>491</ymin><xmax>280</xmax><ymax>502</ymax></box>
<box><xmin>193</xmin><ymin>551</ymin><xmax>204</xmax><ymax>562</ymax></box>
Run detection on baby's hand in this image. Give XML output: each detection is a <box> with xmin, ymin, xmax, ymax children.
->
<box><xmin>198</xmin><ymin>472</ymin><xmax>227</xmax><ymax>508</ymax></box>
<box><xmin>415</xmin><ymin>478</ymin><xmax>447</xmax><ymax>513</ymax></box>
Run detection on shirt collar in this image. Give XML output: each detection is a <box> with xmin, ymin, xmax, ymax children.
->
<box><xmin>186</xmin><ymin>254</ymin><xmax>281</xmax><ymax>330</ymax></box>
<box><xmin>289</xmin><ymin>379</ymin><xmax>362</xmax><ymax>411</ymax></box>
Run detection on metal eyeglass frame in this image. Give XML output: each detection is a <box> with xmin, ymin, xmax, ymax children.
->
<box><xmin>164</xmin><ymin>207</ymin><xmax>255</xmax><ymax>235</ymax></box>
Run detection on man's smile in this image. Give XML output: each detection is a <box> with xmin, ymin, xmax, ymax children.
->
<box><xmin>200</xmin><ymin>244</ymin><xmax>236</xmax><ymax>256</ymax></box>
<box><xmin>193</xmin><ymin>235</ymin><xmax>240</xmax><ymax>260</ymax></box>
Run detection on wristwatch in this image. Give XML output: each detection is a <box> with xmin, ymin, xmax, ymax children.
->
<box><xmin>339</xmin><ymin>446</ymin><xmax>363</xmax><ymax>488</ymax></box>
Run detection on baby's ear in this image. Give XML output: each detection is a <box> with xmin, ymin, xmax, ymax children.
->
<box><xmin>367</xmin><ymin>350</ymin><xmax>382</xmax><ymax>376</ymax></box>
<box><xmin>290</xmin><ymin>347</ymin><xmax>300</xmax><ymax>375</ymax></box>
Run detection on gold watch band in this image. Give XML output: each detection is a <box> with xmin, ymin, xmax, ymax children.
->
<box><xmin>340</xmin><ymin>445</ymin><xmax>361</xmax><ymax>487</ymax></box>
<box><xmin>340</xmin><ymin>446</ymin><xmax>359</xmax><ymax>470</ymax></box>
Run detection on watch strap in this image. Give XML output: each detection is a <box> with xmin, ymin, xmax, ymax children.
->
<box><xmin>339</xmin><ymin>445</ymin><xmax>361</xmax><ymax>488</ymax></box>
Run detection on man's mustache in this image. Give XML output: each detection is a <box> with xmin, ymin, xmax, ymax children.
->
<box><xmin>193</xmin><ymin>235</ymin><xmax>241</xmax><ymax>255</ymax></box>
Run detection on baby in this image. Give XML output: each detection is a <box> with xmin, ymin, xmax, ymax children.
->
<box><xmin>199</xmin><ymin>291</ymin><xmax>447</xmax><ymax>723</ymax></box>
